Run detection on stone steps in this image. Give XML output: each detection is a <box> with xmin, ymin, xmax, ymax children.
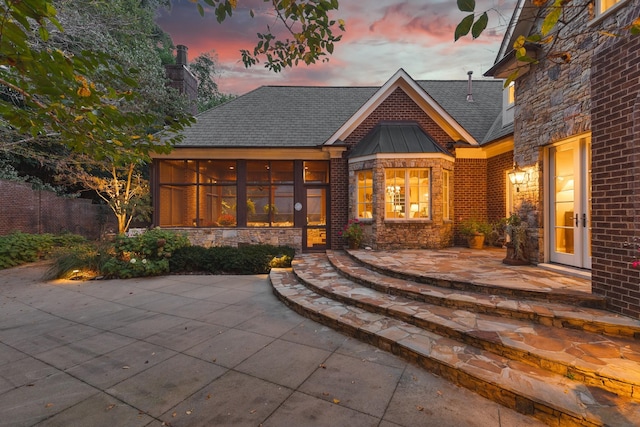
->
<box><xmin>327</xmin><ymin>251</ymin><xmax>640</xmax><ymax>339</ymax></box>
<box><xmin>269</xmin><ymin>252</ymin><xmax>640</xmax><ymax>426</ymax></box>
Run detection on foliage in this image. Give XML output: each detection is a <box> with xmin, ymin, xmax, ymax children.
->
<box><xmin>190</xmin><ymin>0</ymin><xmax>345</xmax><ymax>72</ymax></box>
<box><xmin>189</xmin><ymin>51</ymin><xmax>235</xmax><ymax>112</ymax></box>
<box><xmin>169</xmin><ymin>244</ymin><xmax>295</xmax><ymax>274</ymax></box>
<box><xmin>338</xmin><ymin>218</ymin><xmax>363</xmax><ymax>247</ymax></box>
<box><xmin>504</xmin><ymin>214</ymin><xmax>528</xmax><ymax>261</ymax></box>
<box><xmin>459</xmin><ymin>218</ymin><xmax>492</xmax><ymax>237</ymax></box>
<box><xmin>44</xmin><ymin>242</ymin><xmax>112</xmax><ymax>280</ymax></box>
<box><xmin>217</xmin><ymin>214</ymin><xmax>236</xmax><ymax>226</ymax></box>
<box><xmin>455</xmin><ymin>0</ymin><xmax>640</xmax><ymax>86</ymax></box>
<box><xmin>0</xmin><ymin>232</ymin><xmax>86</xmax><ymax>269</ymax></box>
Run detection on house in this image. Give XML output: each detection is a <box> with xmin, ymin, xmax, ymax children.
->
<box><xmin>484</xmin><ymin>0</ymin><xmax>640</xmax><ymax>317</ymax></box>
<box><xmin>150</xmin><ymin>69</ymin><xmax>517</xmax><ymax>253</ymax></box>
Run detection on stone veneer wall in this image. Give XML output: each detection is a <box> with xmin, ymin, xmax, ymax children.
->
<box><xmin>349</xmin><ymin>157</ymin><xmax>454</xmax><ymax>250</ymax></box>
<box><xmin>174</xmin><ymin>227</ymin><xmax>303</xmax><ymax>253</ymax></box>
<box><xmin>511</xmin><ymin>1</ymin><xmax>634</xmax><ymax>264</ymax></box>
<box><xmin>590</xmin><ymin>2</ymin><xmax>640</xmax><ymax>318</ymax></box>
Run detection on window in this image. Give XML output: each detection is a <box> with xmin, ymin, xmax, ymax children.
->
<box><xmin>443</xmin><ymin>170</ymin><xmax>451</xmax><ymax>221</ymax></box>
<box><xmin>507</xmin><ymin>81</ymin><xmax>515</xmax><ymax>105</ymax></box>
<box><xmin>356</xmin><ymin>170</ymin><xmax>373</xmax><ymax>219</ymax></box>
<box><xmin>597</xmin><ymin>0</ymin><xmax>622</xmax><ymax>15</ymax></box>
<box><xmin>304</xmin><ymin>161</ymin><xmax>329</xmax><ymax>183</ymax></box>
<box><xmin>385</xmin><ymin>169</ymin><xmax>430</xmax><ymax>219</ymax></box>
<box><xmin>158</xmin><ymin>160</ymin><xmax>236</xmax><ymax>227</ymax></box>
<box><xmin>247</xmin><ymin>161</ymin><xmax>294</xmax><ymax>227</ymax></box>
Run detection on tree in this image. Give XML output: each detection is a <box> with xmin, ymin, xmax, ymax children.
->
<box><xmin>1</xmin><ymin>0</ymin><xmax>345</xmax><ymax>233</ymax></box>
<box><xmin>454</xmin><ymin>0</ymin><xmax>640</xmax><ymax>84</ymax></box>
<box><xmin>189</xmin><ymin>51</ymin><xmax>235</xmax><ymax>112</ymax></box>
<box><xmin>189</xmin><ymin>0</ymin><xmax>345</xmax><ymax>72</ymax></box>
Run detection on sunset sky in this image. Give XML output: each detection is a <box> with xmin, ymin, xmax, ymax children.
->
<box><xmin>156</xmin><ymin>0</ymin><xmax>517</xmax><ymax>95</ymax></box>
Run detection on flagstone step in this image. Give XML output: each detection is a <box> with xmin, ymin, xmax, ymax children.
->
<box><xmin>291</xmin><ymin>254</ymin><xmax>640</xmax><ymax>404</ymax></box>
<box><xmin>270</xmin><ymin>268</ymin><xmax>640</xmax><ymax>427</ymax></box>
<box><xmin>345</xmin><ymin>249</ymin><xmax>607</xmax><ymax>308</ymax></box>
<box><xmin>326</xmin><ymin>251</ymin><xmax>640</xmax><ymax>340</ymax></box>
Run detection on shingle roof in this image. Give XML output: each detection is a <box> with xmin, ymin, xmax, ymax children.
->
<box><xmin>349</xmin><ymin>121</ymin><xmax>453</xmax><ymax>158</ymax></box>
<box><xmin>173</xmin><ymin>79</ymin><xmax>504</xmax><ymax>148</ymax></box>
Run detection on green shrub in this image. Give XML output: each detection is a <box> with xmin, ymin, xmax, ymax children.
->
<box><xmin>102</xmin><ymin>257</ymin><xmax>170</xmax><ymax>279</ymax></box>
<box><xmin>113</xmin><ymin>228</ymin><xmax>190</xmax><ymax>261</ymax></box>
<box><xmin>168</xmin><ymin>244</ymin><xmax>295</xmax><ymax>275</ymax></box>
<box><xmin>169</xmin><ymin>246</ymin><xmax>211</xmax><ymax>272</ymax></box>
<box><xmin>0</xmin><ymin>232</ymin><xmax>86</xmax><ymax>270</ymax></box>
<box><xmin>45</xmin><ymin>242</ymin><xmax>111</xmax><ymax>280</ymax></box>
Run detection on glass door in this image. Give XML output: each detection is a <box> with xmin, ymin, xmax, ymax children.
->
<box><xmin>549</xmin><ymin>136</ymin><xmax>591</xmax><ymax>268</ymax></box>
<box><xmin>304</xmin><ymin>187</ymin><xmax>327</xmax><ymax>251</ymax></box>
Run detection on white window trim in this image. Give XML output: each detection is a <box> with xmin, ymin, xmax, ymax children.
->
<box><xmin>589</xmin><ymin>0</ymin><xmax>629</xmax><ymax>26</ymax></box>
<box><xmin>384</xmin><ymin>168</ymin><xmax>431</xmax><ymax>221</ymax></box>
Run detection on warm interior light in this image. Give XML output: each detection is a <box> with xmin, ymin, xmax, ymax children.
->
<box><xmin>410</xmin><ymin>204</ymin><xmax>419</xmax><ymax>212</ymax></box>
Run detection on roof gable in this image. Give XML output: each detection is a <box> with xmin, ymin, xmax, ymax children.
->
<box><xmin>325</xmin><ymin>69</ymin><xmax>479</xmax><ymax>146</ymax></box>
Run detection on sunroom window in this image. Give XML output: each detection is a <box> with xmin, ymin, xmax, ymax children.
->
<box><xmin>246</xmin><ymin>161</ymin><xmax>294</xmax><ymax>227</ymax></box>
<box><xmin>385</xmin><ymin>168</ymin><xmax>430</xmax><ymax>219</ymax></box>
<box><xmin>356</xmin><ymin>170</ymin><xmax>373</xmax><ymax>219</ymax></box>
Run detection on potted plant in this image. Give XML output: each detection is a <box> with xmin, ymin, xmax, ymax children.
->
<box><xmin>339</xmin><ymin>218</ymin><xmax>364</xmax><ymax>249</ymax></box>
<box><xmin>503</xmin><ymin>214</ymin><xmax>529</xmax><ymax>265</ymax></box>
<box><xmin>459</xmin><ymin>218</ymin><xmax>491</xmax><ymax>249</ymax></box>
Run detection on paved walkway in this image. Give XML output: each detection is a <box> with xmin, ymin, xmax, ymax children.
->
<box><xmin>0</xmin><ymin>263</ymin><xmax>544</xmax><ymax>426</ymax></box>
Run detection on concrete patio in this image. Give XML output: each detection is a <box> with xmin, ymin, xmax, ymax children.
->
<box><xmin>0</xmin><ymin>261</ymin><xmax>544</xmax><ymax>427</ymax></box>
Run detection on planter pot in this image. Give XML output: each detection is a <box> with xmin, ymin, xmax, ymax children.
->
<box><xmin>348</xmin><ymin>240</ymin><xmax>360</xmax><ymax>250</ymax></box>
<box><xmin>467</xmin><ymin>233</ymin><xmax>485</xmax><ymax>249</ymax></box>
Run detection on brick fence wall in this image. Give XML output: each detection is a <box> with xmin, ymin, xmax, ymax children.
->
<box><xmin>0</xmin><ymin>180</ymin><xmax>115</xmax><ymax>239</ymax></box>
<box><xmin>591</xmin><ymin>21</ymin><xmax>640</xmax><ymax>318</ymax></box>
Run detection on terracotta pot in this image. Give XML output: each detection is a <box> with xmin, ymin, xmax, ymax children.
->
<box><xmin>348</xmin><ymin>240</ymin><xmax>360</xmax><ymax>250</ymax></box>
<box><xmin>467</xmin><ymin>233</ymin><xmax>485</xmax><ymax>249</ymax></box>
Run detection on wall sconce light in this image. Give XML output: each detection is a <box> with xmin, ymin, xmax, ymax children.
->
<box><xmin>508</xmin><ymin>162</ymin><xmax>528</xmax><ymax>192</ymax></box>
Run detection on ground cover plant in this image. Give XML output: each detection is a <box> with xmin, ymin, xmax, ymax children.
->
<box><xmin>0</xmin><ymin>232</ymin><xmax>86</xmax><ymax>269</ymax></box>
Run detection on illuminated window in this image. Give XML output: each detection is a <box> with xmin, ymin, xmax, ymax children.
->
<box><xmin>158</xmin><ymin>160</ymin><xmax>235</xmax><ymax>227</ymax></box>
<box><xmin>507</xmin><ymin>81</ymin><xmax>515</xmax><ymax>105</ymax></box>
<box><xmin>443</xmin><ymin>170</ymin><xmax>451</xmax><ymax>221</ymax></box>
<box><xmin>385</xmin><ymin>169</ymin><xmax>430</xmax><ymax>220</ymax></box>
<box><xmin>247</xmin><ymin>161</ymin><xmax>294</xmax><ymax>227</ymax></box>
<box><xmin>597</xmin><ymin>0</ymin><xmax>622</xmax><ymax>15</ymax></box>
<box><xmin>356</xmin><ymin>170</ymin><xmax>373</xmax><ymax>219</ymax></box>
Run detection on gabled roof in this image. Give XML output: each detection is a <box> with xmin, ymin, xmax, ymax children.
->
<box><xmin>170</xmin><ymin>70</ymin><xmax>503</xmax><ymax>149</ymax></box>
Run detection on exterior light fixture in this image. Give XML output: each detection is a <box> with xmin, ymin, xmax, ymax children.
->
<box><xmin>508</xmin><ymin>162</ymin><xmax>528</xmax><ymax>192</ymax></box>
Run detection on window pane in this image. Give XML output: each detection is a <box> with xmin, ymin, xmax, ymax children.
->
<box><xmin>385</xmin><ymin>169</ymin><xmax>405</xmax><ymax>219</ymax></box>
<box><xmin>272</xmin><ymin>185</ymin><xmax>294</xmax><ymax>227</ymax></box>
<box><xmin>199</xmin><ymin>160</ymin><xmax>236</xmax><ymax>183</ymax></box>
<box><xmin>158</xmin><ymin>185</ymin><xmax>196</xmax><ymax>226</ymax></box>
<box><xmin>247</xmin><ymin>161</ymin><xmax>270</xmax><ymax>183</ymax></box>
<box><xmin>159</xmin><ymin>160</ymin><xmax>197</xmax><ymax>184</ymax></box>
<box><xmin>409</xmin><ymin>169</ymin><xmax>430</xmax><ymax>219</ymax></box>
<box><xmin>599</xmin><ymin>0</ymin><xmax>620</xmax><ymax>14</ymax></box>
<box><xmin>357</xmin><ymin>170</ymin><xmax>373</xmax><ymax>219</ymax></box>
<box><xmin>199</xmin><ymin>185</ymin><xmax>237</xmax><ymax>226</ymax></box>
<box><xmin>271</xmin><ymin>161</ymin><xmax>294</xmax><ymax>183</ymax></box>
<box><xmin>304</xmin><ymin>161</ymin><xmax>329</xmax><ymax>183</ymax></box>
<box><xmin>247</xmin><ymin>186</ymin><xmax>269</xmax><ymax>226</ymax></box>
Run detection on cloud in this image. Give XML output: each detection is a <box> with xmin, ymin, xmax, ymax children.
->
<box><xmin>157</xmin><ymin>0</ymin><xmax>518</xmax><ymax>94</ymax></box>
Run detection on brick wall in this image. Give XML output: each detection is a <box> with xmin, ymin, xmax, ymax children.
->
<box><xmin>330</xmin><ymin>157</ymin><xmax>348</xmax><ymax>249</ymax></box>
<box><xmin>453</xmin><ymin>158</ymin><xmax>487</xmax><ymax>245</ymax></box>
<box><xmin>344</xmin><ymin>87</ymin><xmax>454</xmax><ymax>148</ymax></box>
<box><xmin>591</xmin><ymin>22</ymin><xmax>640</xmax><ymax>317</ymax></box>
<box><xmin>0</xmin><ymin>180</ymin><xmax>114</xmax><ymax>239</ymax></box>
<box><xmin>487</xmin><ymin>151</ymin><xmax>513</xmax><ymax>223</ymax></box>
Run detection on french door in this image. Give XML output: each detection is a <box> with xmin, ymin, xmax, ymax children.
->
<box><xmin>549</xmin><ymin>135</ymin><xmax>591</xmax><ymax>269</ymax></box>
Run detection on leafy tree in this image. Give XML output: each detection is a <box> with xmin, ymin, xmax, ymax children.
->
<box><xmin>455</xmin><ymin>0</ymin><xmax>640</xmax><ymax>85</ymax></box>
<box><xmin>189</xmin><ymin>0</ymin><xmax>345</xmax><ymax>72</ymax></box>
<box><xmin>189</xmin><ymin>51</ymin><xmax>236</xmax><ymax>112</ymax></box>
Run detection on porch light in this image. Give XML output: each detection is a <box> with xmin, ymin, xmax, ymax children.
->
<box><xmin>508</xmin><ymin>162</ymin><xmax>528</xmax><ymax>192</ymax></box>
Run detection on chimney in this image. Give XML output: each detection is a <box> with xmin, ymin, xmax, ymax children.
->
<box><xmin>176</xmin><ymin>45</ymin><xmax>188</xmax><ymax>66</ymax></box>
<box><xmin>466</xmin><ymin>71</ymin><xmax>474</xmax><ymax>102</ymax></box>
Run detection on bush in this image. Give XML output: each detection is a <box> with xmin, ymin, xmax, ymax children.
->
<box><xmin>45</xmin><ymin>242</ymin><xmax>111</xmax><ymax>280</ymax></box>
<box><xmin>0</xmin><ymin>232</ymin><xmax>87</xmax><ymax>270</ymax></box>
<box><xmin>168</xmin><ymin>244</ymin><xmax>295</xmax><ymax>275</ymax></box>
